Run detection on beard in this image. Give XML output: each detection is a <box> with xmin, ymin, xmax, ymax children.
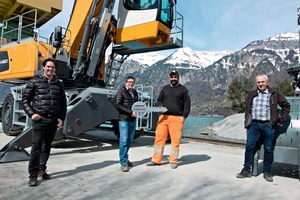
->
<box><xmin>170</xmin><ymin>80</ymin><xmax>178</xmax><ymax>86</ymax></box>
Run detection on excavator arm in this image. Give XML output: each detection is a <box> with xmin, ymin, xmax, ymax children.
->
<box><xmin>58</xmin><ymin>0</ymin><xmax>183</xmax><ymax>86</ymax></box>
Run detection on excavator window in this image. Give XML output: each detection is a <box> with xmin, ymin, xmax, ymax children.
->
<box><xmin>123</xmin><ymin>0</ymin><xmax>173</xmax><ymax>28</ymax></box>
<box><xmin>160</xmin><ymin>0</ymin><xmax>173</xmax><ymax>28</ymax></box>
<box><xmin>124</xmin><ymin>0</ymin><xmax>158</xmax><ymax>10</ymax></box>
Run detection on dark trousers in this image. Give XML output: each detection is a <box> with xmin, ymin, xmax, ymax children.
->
<box><xmin>28</xmin><ymin>117</ymin><xmax>57</xmax><ymax>177</ymax></box>
<box><xmin>244</xmin><ymin>122</ymin><xmax>275</xmax><ymax>172</ymax></box>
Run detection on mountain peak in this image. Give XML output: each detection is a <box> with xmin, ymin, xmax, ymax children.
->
<box><xmin>243</xmin><ymin>32</ymin><xmax>299</xmax><ymax>51</ymax></box>
<box><xmin>268</xmin><ymin>32</ymin><xmax>299</xmax><ymax>42</ymax></box>
<box><xmin>164</xmin><ymin>47</ymin><xmax>232</xmax><ymax>69</ymax></box>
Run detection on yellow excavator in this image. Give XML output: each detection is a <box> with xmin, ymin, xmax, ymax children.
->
<box><xmin>0</xmin><ymin>0</ymin><xmax>183</xmax><ymax>162</ymax></box>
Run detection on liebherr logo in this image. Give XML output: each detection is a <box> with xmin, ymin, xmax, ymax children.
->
<box><xmin>0</xmin><ymin>59</ymin><xmax>8</xmax><ymax>65</ymax></box>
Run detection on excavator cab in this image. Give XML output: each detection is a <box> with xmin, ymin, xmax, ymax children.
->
<box><xmin>113</xmin><ymin>0</ymin><xmax>183</xmax><ymax>55</ymax></box>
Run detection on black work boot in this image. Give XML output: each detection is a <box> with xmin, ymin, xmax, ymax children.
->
<box><xmin>127</xmin><ymin>160</ymin><xmax>133</xmax><ymax>167</ymax></box>
<box><xmin>263</xmin><ymin>172</ymin><xmax>273</xmax><ymax>182</ymax></box>
<box><xmin>28</xmin><ymin>174</ymin><xmax>38</xmax><ymax>187</ymax></box>
<box><xmin>39</xmin><ymin>169</ymin><xmax>51</xmax><ymax>180</ymax></box>
<box><xmin>236</xmin><ymin>167</ymin><xmax>252</xmax><ymax>178</ymax></box>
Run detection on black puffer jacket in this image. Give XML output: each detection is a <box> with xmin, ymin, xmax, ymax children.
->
<box><xmin>22</xmin><ymin>74</ymin><xmax>67</xmax><ymax>120</ymax></box>
<box><xmin>114</xmin><ymin>86</ymin><xmax>138</xmax><ymax>121</ymax></box>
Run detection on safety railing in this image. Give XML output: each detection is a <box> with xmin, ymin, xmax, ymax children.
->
<box><xmin>170</xmin><ymin>11</ymin><xmax>183</xmax><ymax>48</ymax></box>
<box><xmin>0</xmin><ymin>9</ymin><xmax>37</xmax><ymax>46</ymax></box>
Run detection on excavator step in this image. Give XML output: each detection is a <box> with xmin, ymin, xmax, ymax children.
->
<box><xmin>0</xmin><ymin>127</ymin><xmax>32</xmax><ymax>163</ymax></box>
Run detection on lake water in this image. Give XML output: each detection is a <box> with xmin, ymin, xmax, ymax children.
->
<box><xmin>183</xmin><ymin>115</ymin><xmax>224</xmax><ymax>138</ymax></box>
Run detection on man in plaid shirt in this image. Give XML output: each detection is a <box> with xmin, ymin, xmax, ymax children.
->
<box><xmin>236</xmin><ymin>74</ymin><xmax>290</xmax><ymax>182</ymax></box>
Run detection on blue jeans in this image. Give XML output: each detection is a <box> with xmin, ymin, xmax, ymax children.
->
<box><xmin>119</xmin><ymin>120</ymin><xmax>136</xmax><ymax>165</ymax></box>
<box><xmin>244</xmin><ymin>122</ymin><xmax>275</xmax><ymax>172</ymax></box>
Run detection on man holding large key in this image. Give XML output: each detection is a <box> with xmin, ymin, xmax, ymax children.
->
<box><xmin>147</xmin><ymin>70</ymin><xmax>191</xmax><ymax>169</ymax></box>
<box><xmin>114</xmin><ymin>75</ymin><xmax>138</xmax><ymax>172</ymax></box>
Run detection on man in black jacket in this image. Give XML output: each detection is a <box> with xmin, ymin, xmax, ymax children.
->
<box><xmin>22</xmin><ymin>58</ymin><xmax>67</xmax><ymax>187</ymax></box>
<box><xmin>114</xmin><ymin>76</ymin><xmax>138</xmax><ymax>172</ymax></box>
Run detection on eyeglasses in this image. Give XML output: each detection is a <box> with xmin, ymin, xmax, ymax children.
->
<box><xmin>126</xmin><ymin>81</ymin><xmax>135</xmax><ymax>84</ymax></box>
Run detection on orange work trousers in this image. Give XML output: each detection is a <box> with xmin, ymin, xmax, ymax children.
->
<box><xmin>151</xmin><ymin>115</ymin><xmax>185</xmax><ymax>164</ymax></box>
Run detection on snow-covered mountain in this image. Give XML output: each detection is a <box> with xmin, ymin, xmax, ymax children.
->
<box><xmin>243</xmin><ymin>32</ymin><xmax>299</xmax><ymax>51</ymax></box>
<box><xmin>164</xmin><ymin>47</ymin><xmax>232</xmax><ymax>69</ymax></box>
<box><xmin>121</xmin><ymin>47</ymin><xmax>232</xmax><ymax>69</ymax></box>
<box><xmin>114</xmin><ymin>47</ymin><xmax>233</xmax><ymax>89</ymax></box>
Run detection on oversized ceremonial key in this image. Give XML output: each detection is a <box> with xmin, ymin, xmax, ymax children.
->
<box><xmin>132</xmin><ymin>101</ymin><xmax>167</xmax><ymax>114</ymax></box>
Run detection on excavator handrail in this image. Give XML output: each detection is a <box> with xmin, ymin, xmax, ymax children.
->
<box><xmin>0</xmin><ymin>9</ymin><xmax>37</xmax><ymax>46</ymax></box>
<box><xmin>171</xmin><ymin>11</ymin><xmax>183</xmax><ymax>48</ymax></box>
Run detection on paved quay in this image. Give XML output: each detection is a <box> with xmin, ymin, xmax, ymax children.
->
<box><xmin>0</xmin><ymin>127</ymin><xmax>299</xmax><ymax>200</ymax></box>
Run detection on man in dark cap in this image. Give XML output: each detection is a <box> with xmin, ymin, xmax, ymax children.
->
<box><xmin>170</xmin><ymin>70</ymin><xmax>179</xmax><ymax>77</ymax></box>
<box><xmin>147</xmin><ymin>70</ymin><xmax>191</xmax><ymax>169</ymax></box>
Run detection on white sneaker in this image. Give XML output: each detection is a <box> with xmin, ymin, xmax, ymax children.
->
<box><xmin>121</xmin><ymin>164</ymin><xmax>129</xmax><ymax>172</ymax></box>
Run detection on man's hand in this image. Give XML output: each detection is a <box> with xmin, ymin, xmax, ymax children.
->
<box><xmin>57</xmin><ymin>118</ymin><xmax>63</xmax><ymax>128</ymax></box>
<box><xmin>31</xmin><ymin>114</ymin><xmax>41</xmax><ymax>121</ymax></box>
<box><xmin>131</xmin><ymin>111</ymin><xmax>136</xmax><ymax>117</ymax></box>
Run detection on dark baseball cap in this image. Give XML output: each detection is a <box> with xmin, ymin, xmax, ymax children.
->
<box><xmin>170</xmin><ymin>70</ymin><xmax>179</xmax><ymax>76</ymax></box>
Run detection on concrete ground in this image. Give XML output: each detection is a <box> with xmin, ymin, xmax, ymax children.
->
<box><xmin>0</xmin><ymin>127</ymin><xmax>299</xmax><ymax>200</ymax></box>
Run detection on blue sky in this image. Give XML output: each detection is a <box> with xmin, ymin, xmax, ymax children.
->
<box><xmin>40</xmin><ymin>0</ymin><xmax>299</xmax><ymax>52</ymax></box>
<box><xmin>177</xmin><ymin>0</ymin><xmax>299</xmax><ymax>51</ymax></box>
